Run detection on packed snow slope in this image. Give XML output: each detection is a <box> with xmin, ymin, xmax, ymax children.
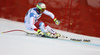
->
<box><xmin>0</xmin><ymin>18</ymin><xmax>100</xmax><ymax>55</ymax></box>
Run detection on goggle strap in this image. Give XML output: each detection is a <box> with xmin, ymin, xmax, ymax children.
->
<box><xmin>36</xmin><ymin>5</ymin><xmax>42</xmax><ymax>10</ymax></box>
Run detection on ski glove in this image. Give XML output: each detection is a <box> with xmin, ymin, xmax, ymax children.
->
<box><xmin>37</xmin><ymin>29</ymin><xmax>44</xmax><ymax>35</ymax></box>
<box><xmin>54</xmin><ymin>18</ymin><xmax>60</xmax><ymax>25</ymax></box>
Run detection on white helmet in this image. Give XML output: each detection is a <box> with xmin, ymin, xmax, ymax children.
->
<box><xmin>36</xmin><ymin>2</ymin><xmax>46</xmax><ymax>12</ymax></box>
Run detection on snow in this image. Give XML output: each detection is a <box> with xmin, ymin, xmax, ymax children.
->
<box><xmin>0</xmin><ymin>18</ymin><xmax>100</xmax><ymax>55</ymax></box>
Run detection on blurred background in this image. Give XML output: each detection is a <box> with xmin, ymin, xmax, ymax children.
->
<box><xmin>0</xmin><ymin>0</ymin><xmax>100</xmax><ymax>37</ymax></box>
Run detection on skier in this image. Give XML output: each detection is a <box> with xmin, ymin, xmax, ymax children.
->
<box><xmin>24</xmin><ymin>2</ymin><xmax>60</xmax><ymax>38</ymax></box>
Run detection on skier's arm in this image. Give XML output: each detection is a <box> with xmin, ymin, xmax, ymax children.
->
<box><xmin>43</xmin><ymin>10</ymin><xmax>60</xmax><ymax>25</ymax></box>
<box><xmin>43</xmin><ymin>10</ymin><xmax>55</xmax><ymax>19</ymax></box>
<box><xmin>30</xmin><ymin>13</ymin><xmax>42</xmax><ymax>34</ymax></box>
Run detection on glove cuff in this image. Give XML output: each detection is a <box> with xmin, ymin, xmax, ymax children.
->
<box><xmin>34</xmin><ymin>28</ymin><xmax>38</xmax><ymax>31</ymax></box>
<box><xmin>34</xmin><ymin>28</ymin><xmax>41</xmax><ymax>33</ymax></box>
<box><xmin>54</xmin><ymin>18</ymin><xmax>57</xmax><ymax>22</ymax></box>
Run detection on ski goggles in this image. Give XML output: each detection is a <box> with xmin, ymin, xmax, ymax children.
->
<box><xmin>36</xmin><ymin>5</ymin><xmax>46</xmax><ymax>12</ymax></box>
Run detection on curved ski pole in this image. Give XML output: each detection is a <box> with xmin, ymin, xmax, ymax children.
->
<box><xmin>1</xmin><ymin>29</ymin><xmax>28</xmax><ymax>33</ymax></box>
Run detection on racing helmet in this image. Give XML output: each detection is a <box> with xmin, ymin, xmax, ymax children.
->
<box><xmin>36</xmin><ymin>2</ymin><xmax>46</xmax><ymax>12</ymax></box>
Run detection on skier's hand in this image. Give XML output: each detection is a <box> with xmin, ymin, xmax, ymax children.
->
<box><xmin>37</xmin><ymin>29</ymin><xmax>44</xmax><ymax>35</ymax></box>
<box><xmin>54</xmin><ymin>18</ymin><xmax>60</xmax><ymax>25</ymax></box>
